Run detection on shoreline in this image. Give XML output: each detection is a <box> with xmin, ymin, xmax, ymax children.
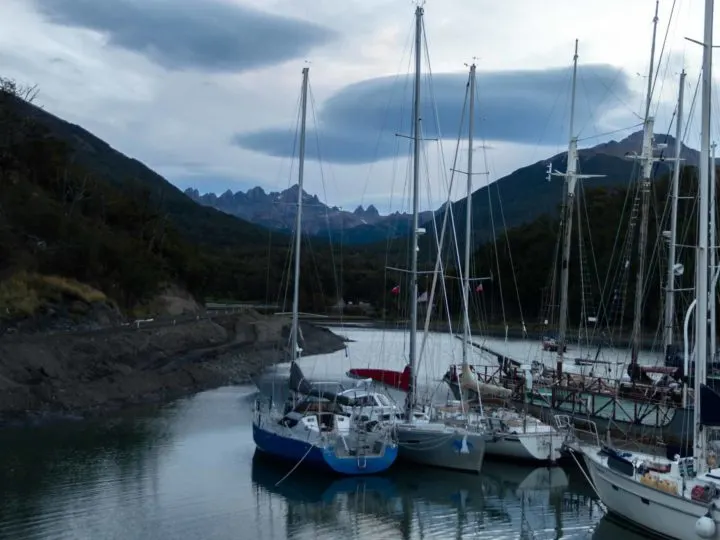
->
<box><xmin>0</xmin><ymin>311</ymin><xmax>346</xmax><ymax>429</ymax></box>
<box><xmin>310</xmin><ymin>316</ymin><xmax>666</xmax><ymax>352</ymax></box>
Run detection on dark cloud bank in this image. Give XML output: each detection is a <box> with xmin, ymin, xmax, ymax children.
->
<box><xmin>234</xmin><ymin>64</ymin><xmax>636</xmax><ymax>164</ymax></box>
<box><xmin>32</xmin><ymin>0</ymin><xmax>335</xmax><ymax>72</ymax></box>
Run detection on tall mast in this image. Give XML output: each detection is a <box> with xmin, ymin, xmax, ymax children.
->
<box><xmin>290</xmin><ymin>67</ymin><xmax>309</xmax><ymax>364</ymax></box>
<box><xmin>406</xmin><ymin>4</ymin><xmax>423</xmax><ymax>421</ymax></box>
<box><xmin>711</xmin><ymin>141</ymin><xmax>717</xmax><ymax>359</ymax></box>
<box><xmin>663</xmin><ymin>70</ymin><xmax>685</xmax><ymax>355</ymax></box>
<box><xmin>462</xmin><ymin>64</ymin><xmax>476</xmax><ymax>368</ymax></box>
<box><xmin>555</xmin><ymin>39</ymin><xmax>579</xmax><ymax>377</ymax></box>
<box><xmin>645</xmin><ymin>1</ymin><xmax>660</xmax><ymax>122</ymax></box>
<box><xmin>694</xmin><ymin>0</ymin><xmax>713</xmax><ymax>466</ymax></box>
<box><xmin>630</xmin><ymin>1</ymin><xmax>659</xmax><ymax>367</ymax></box>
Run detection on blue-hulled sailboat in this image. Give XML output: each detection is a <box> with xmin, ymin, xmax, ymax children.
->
<box><xmin>252</xmin><ymin>66</ymin><xmax>398</xmax><ymax>476</ymax></box>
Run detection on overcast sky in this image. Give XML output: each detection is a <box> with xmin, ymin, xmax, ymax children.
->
<box><xmin>0</xmin><ymin>0</ymin><xmax>716</xmax><ymax>213</ymax></box>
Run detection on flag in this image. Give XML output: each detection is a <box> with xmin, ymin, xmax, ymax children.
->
<box><xmin>475</xmin><ymin>283</ymin><xmax>483</xmax><ymax>293</ymax></box>
<box><xmin>391</xmin><ymin>285</ymin><xmax>400</xmax><ymax>295</ymax></box>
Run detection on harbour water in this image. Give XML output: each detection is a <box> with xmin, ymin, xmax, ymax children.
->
<box><xmin>0</xmin><ymin>328</ymin><xmax>660</xmax><ymax>539</ymax></box>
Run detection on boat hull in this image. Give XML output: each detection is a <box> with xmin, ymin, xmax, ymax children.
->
<box><xmin>252</xmin><ymin>423</ymin><xmax>398</xmax><ymax>476</ymax></box>
<box><xmin>485</xmin><ymin>431</ymin><xmax>565</xmax><ymax>463</ymax></box>
<box><xmin>582</xmin><ymin>449</ymin><xmax>720</xmax><ymax>540</ymax></box>
<box><xmin>397</xmin><ymin>424</ymin><xmax>486</xmax><ymax>473</ymax></box>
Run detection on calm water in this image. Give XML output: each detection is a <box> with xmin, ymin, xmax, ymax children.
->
<box><xmin>0</xmin><ymin>328</ymin><xmax>656</xmax><ymax>539</ymax></box>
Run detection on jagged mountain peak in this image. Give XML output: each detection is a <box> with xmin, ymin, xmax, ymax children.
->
<box><xmin>185</xmin><ymin>183</ymin><xmax>417</xmax><ymax>241</ymax></box>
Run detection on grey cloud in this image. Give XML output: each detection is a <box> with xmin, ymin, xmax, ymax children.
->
<box><xmin>31</xmin><ymin>0</ymin><xmax>335</xmax><ymax>72</ymax></box>
<box><xmin>233</xmin><ymin>64</ymin><xmax>637</xmax><ymax>163</ymax></box>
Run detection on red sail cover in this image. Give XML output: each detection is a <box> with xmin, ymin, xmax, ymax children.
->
<box><xmin>348</xmin><ymin>365</ymin><xmax>410</xmax><ymax>392</ymax></box>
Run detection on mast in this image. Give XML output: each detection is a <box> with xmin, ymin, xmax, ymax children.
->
<box><xmin>406</xmin><ymin>4</ymin><xmax>423</xmax><ymax>421</ymax></box>
<box><xmin>630</xmin><ymin>1</ymin><xmax>659</xmax><ymax>368</ymax></box>
<box><xmin>290</xmin><ymin>67</ymin><xmax>309</xmax><ymax>364</ymax></box>
<box><xmin>663</xmin><ymin>70</ymin><xmax>685</xmax><ymax>355</ymax></box>
<box><xmin>694</xmin><ymin>0</ymin><xmax>713</xmax><ymax>466</ymax></box>
<box><xmin>462</xmin><ymin>64</ymin><xmax>476</xmax><ymax>368</ymax></box>
<box><xmin>556</xmin><ymin>39</ymin><xmax>579</xmax><ymax>377</ymax></box>
<box><xmin>711</xmin><ymin>141</ymin><xmax>717</xmax><ymax>360</ymax></box>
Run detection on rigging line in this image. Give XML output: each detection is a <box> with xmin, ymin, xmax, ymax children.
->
<box><xmin>576</xmin><ymin>123</ymin><xmax>644</xmax><ymax>143</ymax></box>
<box><xmin>274</xmin><ymin>86</ymin><xmax>305</xmax><ymax>320</ymax></box>
<box><xmin>358</xmin><ymin>14</ymin><xmax>417</xmax><ymax>208</ymax></box>
<box><xmin>382</xmin><ymin>22</ymin><xmax>416</xmax><ymax>258</ymax></box>
<box><xmin>649</xmin><ymin>0</ymin><xmax>678</xmax><ymax>118</ymax></box>
<box><xmin>526</xmin><ymin>60</ymin><xmax>573</xmax><ymax>165</ymax></box>
<box><xmin>381</xmin><ymin>44</ymin><xmax>416</xmax><ymax>340</ymax></box>
<box><xmin>266</xmin><ymin>77</ymin><xmax>305</xmax><ymax>315</ymax></box>
<box><xmin>308</xmin><ymin>83</ymin><xmax>342</xmax><ymax>313</ymax></box>
<box><xmin>467</xmin><ymin>95</ymin><xmax>509</xmax><ymax>333</ymax></box>
<box><xmin>577</xmin><ymin>72</ymin><xmax>603</xmax><ymax>158</ymax></box>
<box><xmin>670</xmin><ymin>71</ymin><xmax>700</xmax><ymax>275</ymax></box>
<box><xmin>421</xmin><ymin>17</ymin><xmax>452</xmax><ymax>192</ymax></box>
<box><xmin>419</xmin><ymin>20</ymin><xmax>469</xmax><ymax>349</ymax></box>
<box><xmin>416</xmin><ymin>74</ymin><xmax>470</xmax><ymax>375</ymax></box>
<box><xmin>417</xmin><ymin>143</ymin><xmax>460</xmax><ymax>376</ymax></box>
<box><xmin>593</xmin><ymin>159</ymin><xmax>640</xmax><ymax>341</ymax></box>
<box><xmin>473</xmin><ymin>82</ymin><xmax>524</xmax><ymax>333</ymax></box>
<box><xmin>593</xmin><ymin>65</ymin><xmax>644</xmax><ymax>122</ymax></box>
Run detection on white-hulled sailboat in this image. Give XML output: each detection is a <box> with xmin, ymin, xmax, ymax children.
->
<box><xmin>389</xmin><ymin>4</ymin><xmax>490</xmax><ymax>473</ymax></box>
<box><xmin>569</xmin><ymin>1</ymin><xmax>720</xmax><ymax>536</ymax></box>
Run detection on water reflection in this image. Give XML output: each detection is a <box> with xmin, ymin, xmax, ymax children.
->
<box><xmin>0</xmin><ymin>386</ymin><xmax>614</xmax><ymax>540</ymax></box>
<box><xmin>252</xmin><ymin>450</ymin><xmax>601</xmax><ymax>539</ymax></box>
<box><xmin>0</xmin><ymin>415</ymin><xmax>164</xmax><ymax>540</ymax></box>
<box><xmin>591</xmin><ymin>515</ymin><xmax>651</xmax><ymax>539</ymax></box>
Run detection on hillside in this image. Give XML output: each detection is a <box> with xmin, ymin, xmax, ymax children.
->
<box><xmin>435</xmin><ymin>131</ymin><xmax>689</xmax><ymax>249</ymax></box>
<box><xmin>5</xmin><ymin>86</ymin><xmax>279</xmax><ymax>251</ymax></box>
<box><xmin>0</xmin><ymin>78</ymin><xmax>311</xmax><ymax>325</ymax></box>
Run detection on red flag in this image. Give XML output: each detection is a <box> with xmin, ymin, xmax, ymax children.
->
<box><xmin>391</xmin><ymin>285</ymin><xmax>400</xmax><ymax>295</ymax></box>
<box><xmin>475</xmin><ymin>283</ymin><xmax>483</xmax><ymax>293</ymax></box>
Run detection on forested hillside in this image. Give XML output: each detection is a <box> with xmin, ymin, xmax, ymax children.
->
<box><xmin>0</xmin><ymin>76</ymin><xmax>700</xmax><ymax>334</ymax></box>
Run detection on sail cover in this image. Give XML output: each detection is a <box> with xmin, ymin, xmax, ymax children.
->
<box><xmin>347</xmin><ymin>365</ymin><xmax>411</xmax><ymax>392</ymax></box>
<box><xmin>459</xmin><ymin>363</ymin><xmax>513</xmax><ymax>398</ymax></box>
<box><xmin>288</xmin><ymin>362</ymin><xmax>355</xmax><ymax>406</ymax></box>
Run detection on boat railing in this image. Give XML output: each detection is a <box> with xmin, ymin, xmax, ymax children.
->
<box><xmin>554</xmin><ymin>414</ymin><xmax>600</xmax><ymax>448</ymax></box>
<box><xmin>445</xmin><ymin>363</ymin><xmax>509</xmax><ymax>386</ymax></box>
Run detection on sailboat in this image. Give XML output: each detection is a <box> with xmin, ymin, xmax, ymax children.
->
<box><xmin>569</xmin><ymin>1</ymin><xmax>720</xmax><ymax>537</ymax></box>
<box><xmin>439</xmin><ymin>55</ymin><xmax>568</xmax><ymax>463</ymax></box>
<box><xmin>252</xmin><ymin>67</ymin><xmax>398</xmax><ymax>476</ymax></box>
<box><xmin>350</xmin><ymin>8</ymin><xmax>562</xmax><ymax>466</ymax></box>
<box><xmin>382</xmin><ymin>4</ymin><xmax>489</xmax><ymax>473</ymax></box>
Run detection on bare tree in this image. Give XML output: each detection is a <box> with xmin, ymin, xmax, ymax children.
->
<box><xmin>0</xmin><ymin>78</ymin><xmax>39</xmax><ymax>103</ymax></box>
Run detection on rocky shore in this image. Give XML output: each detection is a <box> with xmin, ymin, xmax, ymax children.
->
<box><xmin>0</xmin><ymin>309</ymin><xmax>346</xmax><ymax>426</ymax></box>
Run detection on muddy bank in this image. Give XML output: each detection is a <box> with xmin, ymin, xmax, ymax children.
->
<box><xmin>0</xmin><ymin>310</ymin><xmax>346</xmax><ymax>427</ymax></box>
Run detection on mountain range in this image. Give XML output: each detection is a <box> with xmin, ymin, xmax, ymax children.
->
<box><xmin>184</xmin><ymin>185</ymin><xmax>434</xmax><ymax>241</ymax></box>
<box><xmin>187</xmin><ymin>130</ymin><xmax>694</xmax><ymax>246</ymax></box>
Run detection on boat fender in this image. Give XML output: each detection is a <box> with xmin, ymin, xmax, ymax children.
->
<box><xmin>460</xmin><ymin>434</ymin><xmax>470</xmax><ymax>454</ymax></box>
<box><xmin>696</xmin><ymin>512</ymin><xmax>716</xmax><ymax>538</ymax></box>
